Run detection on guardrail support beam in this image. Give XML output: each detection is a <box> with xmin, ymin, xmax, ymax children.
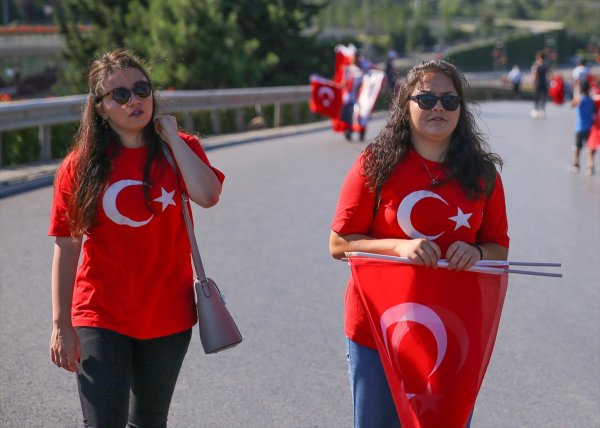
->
<box><xmin>210</xmin><ymin>110</ymin><xmax>221</xmax><ymax>134</ymax></box>
<box><xmin>274</xmin><ymin>103</ymin><xmax>281</xmax><ymax>128</ymax></box>
<box><xmin>39</xmin><ymin>125</ymin><xmax>51</xmax><ymax>161</ymax></box>
<box><xmin>235</xmin><ymin>109</ymin><xmax>244</xmax><ymax>132</ymax></box>
<box><xmin>183</xmin><ymin>112</ymin><xmax>194</xmax><ymax>133</ymax></box>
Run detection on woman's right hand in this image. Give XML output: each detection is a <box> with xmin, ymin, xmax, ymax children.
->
<box><xmin>50</xmin><ymin>323</ymin><xmax>80</xmax><ymax>373</ymax></box>
<box><xmin>394</xmin><ymin>238</ymin><xmax>441</xmax><ymax>268</ymax></box>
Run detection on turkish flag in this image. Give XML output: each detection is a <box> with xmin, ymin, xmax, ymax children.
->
<box><xmin>355</xmin><ymin>69</ymin><xmax>385</xmax><ymax>130</ymax></box>
<box><xmin>310</xmin><ymin>75</ymin><xmax>342</xmax><ymax>119</ymax></box>
<box><xmin>348</xmin><ymin>255</ymin><xmax>508</xmax><ymax>428</ymax></box>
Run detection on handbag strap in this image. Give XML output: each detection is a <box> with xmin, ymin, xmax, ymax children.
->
<box><xmin>161</xmin><ymin>144</ymin><xmax>208</xmax><ymax>284</ymax></box>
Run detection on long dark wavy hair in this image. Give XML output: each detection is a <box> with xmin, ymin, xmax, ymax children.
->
<box><xmin>62</xmin><ymin>49</ymin><xmax>163</xmax><ymax>237</ymax></box>
<box><xmin>362</xmin><ymin>59</ymin><xmax>502</xmax><ymax>199</ymax></box>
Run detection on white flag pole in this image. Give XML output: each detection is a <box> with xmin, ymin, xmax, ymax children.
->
<box><xmin>476</xmin><ymin>260</ymin><xmax>561</xmax><ymax>268</ymax></box>
<box><xmin>344</xmin><ymin>252</ymin><xmax>563</xmax><ymax>278</ymax></box>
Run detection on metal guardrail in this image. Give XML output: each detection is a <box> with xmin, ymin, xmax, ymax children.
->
<box><xmin>0</xmin><ymin>86</ymin><xmax>310</xmax><ymax>132</ymax></box>
<box><xmin>0</xmin><ymin>77</ymin><xmax>522</xmax><ymax>164</ymax></box>
<box><xmin>0</xmin><ymin>86</ymin><xmax>311</xmax><ymax>163</ymax></box>
<box><xmin>2</xmin><ymin>67</ymin><xmax>589</xmax><ymax>164</ymax></box>
<box><xmin>0</xmin><ymin>94</ymin><xmax>88</xmax><ymax>131</ymax></box>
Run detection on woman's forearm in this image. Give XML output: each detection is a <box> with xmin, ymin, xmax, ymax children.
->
<box><xmin>51</xmin><ymin>237</ymin><xmax>82</xmax><ymax>327</ymax></box>
<box><xmin>167</xmin><ymin>136</ymin><xmax>222</xmax><ymax>208</ymax></box>
<box><xmin>479</xmin><ymin>242</ymin><xmax>509</xmax><ymax>261</ymax></box>
<box><xmin>329</xmin><ymin>232</ymin><xmax>398</xmax><ymax>259</ymax></box>
<box><xmin>329</xmin><ymin>231</ymin><xmax>439</xmax><ymax>262</ymax></box>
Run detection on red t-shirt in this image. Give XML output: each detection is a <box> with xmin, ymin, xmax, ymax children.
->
<box><xmin>48</xmin><ymin>133</ymin><xmax>225</xmax><ymax>339</ymax></box>
<box><xmin>331</xmin><ymin>148</ymin><xmax>509</xmax><ymax>349</ymax></box>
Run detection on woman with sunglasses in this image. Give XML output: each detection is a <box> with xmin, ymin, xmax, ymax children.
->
<box><xmin>48</xmin><ymin>49</ymin><xmax>224</xmax><ymax>427</ymax></box>
<box><xmin>329</xmin><ymin>59</ymin><xmax>509</xmax><ymax>427</ymax></box>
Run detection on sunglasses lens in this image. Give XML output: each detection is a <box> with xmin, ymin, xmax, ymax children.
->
<box><xmin>108</xmin><ymin>82</ymin><xmax>151</xmax><ymax>105</ymax></box>
<box><xmin>133</xmin><ymin>81</ymin><xmax>152</xmax><ymax>99</ymax></box>
<box><xmin>441</xmin><ymin>95</ymin><xmax>460</xmax><ymax>111</ymax></box>
<box><xmin>419</xmin><ymin>95</ymin><xmax>438</xmax><ymax>110</ymax></box>
<box><xmin>111</xmin><ymin>88</ymin><xmax>131</xmax><ymax>105</ymax></box>
<box><xmin>412</xmin><ymin>94</ymin><xmax>460</xmax><ymax>111</ymax></box>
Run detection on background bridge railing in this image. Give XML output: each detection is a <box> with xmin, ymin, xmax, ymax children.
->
<box><xmin>0</xmin><ymin>85</ymin><xmax>311</xmax><ymax>164</ymax></box>
<box><xmin>4</xmin><ymin>67</ymin><xmax>578</xmax><ymax>166</ymax></box>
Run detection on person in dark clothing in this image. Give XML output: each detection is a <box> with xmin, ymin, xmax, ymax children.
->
<box><xmin>530</xmin><ymin>52</ymin><xmax>551</xmax><ymax>118</ymax></box>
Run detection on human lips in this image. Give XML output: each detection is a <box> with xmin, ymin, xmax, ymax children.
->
<box><xmin>130</xmin><ymin>109</ymin><xmax>145</xmax><ymax>117</ymax></box>
<box><xmin>428</xmin><ymin>115</ymin><xmax>447</xmax><ymax>122</ymax></box>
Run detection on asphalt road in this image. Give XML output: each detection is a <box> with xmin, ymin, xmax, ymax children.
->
<box><xmin>1</xmin><ymin>100</ymin><xmax>599</xmax><ymax>427</ymax></box>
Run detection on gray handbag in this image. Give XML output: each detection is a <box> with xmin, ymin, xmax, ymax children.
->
<box><xmin>162</xmin><ymin>145</ymin><xmax>242</xmax><ymax>353</ymax></box>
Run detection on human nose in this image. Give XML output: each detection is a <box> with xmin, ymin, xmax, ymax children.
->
<box><xmin>432</xmin><ymin>97</ymin><xmax>444</xmax><ymax>110</ymax></box>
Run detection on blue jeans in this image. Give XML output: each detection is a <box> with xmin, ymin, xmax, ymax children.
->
<box><xmin>346</xmin><ymin>338</ymin><xmax>473</xmax><ymax>428</ymax></box>
<box><xmin>346</xmin><ymin>338</ymin><xmax>401</xmax><ymax>428</ymax></box>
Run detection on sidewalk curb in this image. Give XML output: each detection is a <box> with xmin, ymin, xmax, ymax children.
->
<box><xmin>0</xmin><ymin>174</ymin><xmax>56</xmax><ymax>198</ymax></box>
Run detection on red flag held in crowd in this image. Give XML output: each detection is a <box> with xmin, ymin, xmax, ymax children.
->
<box><xmin>309</xmin><ymin>43</ymin><xmax>383</xmax><ymax>138</ymax></box>
<box><xmin>333</xmin><ymin>43</ymin><xmax>356</xmax><ymax>84</ymax></box>
<box><xmin>309</xmin><ymin>75</ymin><xmax>342</xmax><ymax>119</ymax></box>
<box><xmin>549</xmin><ymin>75</ymin><xmax>565</xmax><ymax>104</ymax></box>
<box><xmin>355</xmin><ymin>69</ymin><xmax>385</xmax><ymax>130</ymax></box>
<box><xmin>348</xmin><ymin>255</ymin><xmax>509</xmax><ymax>428</ymax></box>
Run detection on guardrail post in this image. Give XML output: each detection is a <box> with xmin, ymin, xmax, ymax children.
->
<box><xmin>183</xmin><ymin>112</ymin><xmax>194</xmax><ymax>133</ymax></box>
<box><xmin>39</xmin><ymin>125</ymin><xmax>51</xmax><ymax>161</ymax></box>
<box><xmin>210</xmin><ymin>110</ymin><xmax>221</xmax><ymax>134</ymax></box>
<box><xmin>235</xmin><ymin>109</ymin><xmax>244</xmax><ymax>132</ymax></box>
<box><xmin>274</xmin><ymin>102</ymin><xmax>281</xmax><ymax>128</ymax></box>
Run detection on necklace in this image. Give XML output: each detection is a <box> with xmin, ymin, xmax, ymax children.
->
<box><xmin>419</xmin><ymin>157</ymin><xmax>442</xmax><ymax>185</ymax></box>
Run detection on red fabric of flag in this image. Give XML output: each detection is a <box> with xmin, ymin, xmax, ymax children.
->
<box><xmin>349</xmin><ymin>256</ymin><xmax>508</xmax><ymax>428</ymax></box>
<box><xmin>330</xmin><ymin>44</ymin><xmax>356</xmax><ymax>132</ymax></box>
<box><xmin>309</xmin><ymin>75</ymin><xmax>342</xmax><ymax>119</ymax></box>
<box><xmin>333</xmin><ymin>44</ymin><xmax>356</xmax><ymax>84</ymax></box>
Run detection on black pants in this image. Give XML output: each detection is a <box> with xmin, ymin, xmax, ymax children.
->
<box><xmin>76</xmin><ymin>327</ymin><xmax>192</xmax><ymax>428</ymax></box>
<box><xmin>534</xmin><ymin>85</ymin><xmax>547</xmax><ymax>110</ymax></box>
<box><xmin>341</xmin><ymin>101</ymin><xmax>355</xmax><ymax>127</ymax></box>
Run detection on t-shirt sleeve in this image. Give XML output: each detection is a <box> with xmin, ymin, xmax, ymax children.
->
<box><xmin>48</xmin><ymin>154</ymin><xmax>76</xmax><ymax>237</ymax></box>
<box><xmin>179</xmin><ymin>132</ymin><xmax>225</xmax><ymax>184</ymax></box>
<box><xmin>331</xmin><ymin>155</ymin><xmax>377</xmax><ymax>236</ymax></box>
<box><xmin>477</xmin><ymin>172</ymin><xmax>509</xmax><ymax>248</ymax></box>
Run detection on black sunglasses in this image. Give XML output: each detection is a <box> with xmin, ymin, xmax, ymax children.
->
<box><xmin>409</xmin><ymin>94</ymin><xmax>461</xmax><ymax>111</ymax></box>
<box><xmin>98</xmin><ymin>81</ymin><xmax>152</xmax><ymax>105</ymax></box>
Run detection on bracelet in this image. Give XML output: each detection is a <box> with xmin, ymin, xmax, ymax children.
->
<box><xmin>471</xmin><ymin>244</ymin><xmax>483</xmax><ymax>260</ymax></box>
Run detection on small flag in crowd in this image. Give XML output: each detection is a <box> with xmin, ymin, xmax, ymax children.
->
<box><xmin>348</xmin><ymin>254</ymin><xmax>509</xmax><ymax>428</ymax></box>
<box><xmin>333</xmin><ymin>43</ymin><xmax>357</xmax><ymax>83</ymax></box>
<box><xmin>309</xmin><ymin>75</ymin><xmax>342</xmax><ymax>119</ymax></box>
<box><xmin>355</xmin><ymin>69</ymin><xmax>385</xmax><ymax>128</ymax></box>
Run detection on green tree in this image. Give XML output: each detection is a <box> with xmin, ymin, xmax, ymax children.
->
<box><xmin>218</xmin><ymin>0</ymin><xmax>327</xmax><ymax>85</ymax></box>
<box><xmin>126</xmin><ymin>0</ymin><xmax>261</xmax><ymax>89</ymax></box>
<box><xmin>54</xmin><ymin>0</ymin><xmax>262</xmax><ymax>92</ymax></box>
<box><xmin>407</xmin><ymin>0</ymin><xmax>435</xmax><ymax>52</ymax></box>
<box><xmin>54</xmin><ymin>0</ymin><xmax>148</xmax><ymax>93</ymax></box>
<box><xmin>54</xmin><ymin>0</ymin><xmax>329</xmax><ymax>92</ymax></box>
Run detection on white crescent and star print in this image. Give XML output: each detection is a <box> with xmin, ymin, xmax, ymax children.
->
<box><xmin>380</xmin><ymin>302</ymin><xmax>470</xmax><ymax>414</ymax></box>
<box><xmin>397</xmin><ymin>190</ymin><xmax>473</xmax><ymax>239</ymax></box>
<box><xmin>317</xmin><ymin>86</ymin><xmax>335</xmax><ymax>107</ymax></box>
<box><xmin>383</xmin><ymin>189</ymin><xmax>476</xmax><ymax>413</ymax></box>
<box><xmin>102</xmin><ymin>179</ymin><xmax>176</xmax><ymax>227</ymax></box>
